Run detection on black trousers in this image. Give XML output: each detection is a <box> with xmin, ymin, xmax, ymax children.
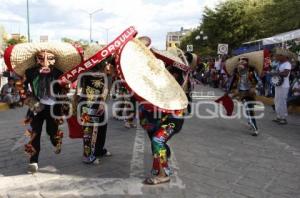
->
<box><xmin>82</xmin><ymin>112</ymin><xmax>108</xmax><ymax>159</ymax></box>
<box><xmin>240</xmin><ymin>92</ymin><xmax>258</xmax><ymax>131</ymax></box>
<box><xmin>29</xmin><ymin>105</ymin><xmax>59</xmax><ymax>163</ymax></box>
<box><xmin>94</xmin><ymin>120</ymin><xmax>108</xmax><ymax>157</ymax></box>
<box><xmin>186</xmin><ymin>93</ymin><xmax>192</xmax><ymax>114</ymax></box>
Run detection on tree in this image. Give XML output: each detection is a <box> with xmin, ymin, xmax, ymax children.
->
<box><xmin>61</xmin><ymin>37</ymin><xmax>75</xmax><ymax>43</ymax></box>
<box><xmin>178</xmin><ymin>0</ymin><xmax>300</xmax><ymax>56</ymax></box>
<box><xmin>0</xmin><ymin>25</ymin><xmax>9</xmax><ymax>50</ymax></box>
<box><xmin>263</xmin><ymin>0</ymin><xmax>300</xmax><ymax>36</ymax></box>
<box><xmin>5</xmin><ymin>35</ymin><xmax>27</xmax><ymax>46</ymax></box>
<box><xmin>199</xmin><ymin>0</ymin><xmax>271</xmax><ymax>54</ymax></box>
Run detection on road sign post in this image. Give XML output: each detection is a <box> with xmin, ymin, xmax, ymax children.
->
<box><xmin>187</xmin><ymin>45</ymin><xmax>193</xmax><ymax>52</ymax></box>
<box><xmin>217</xmin><ymin>44</ymin><xmax>228</xmax><ymax>55</ymax></box>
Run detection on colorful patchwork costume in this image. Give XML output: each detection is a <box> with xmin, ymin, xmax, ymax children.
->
<box><xmin>139</xmin><ymin>105</ymin><xmax>184</xmax><ymax>176</ymax></box>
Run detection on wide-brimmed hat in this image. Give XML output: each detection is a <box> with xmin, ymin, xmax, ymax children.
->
<box><xmin>152</xmin><ymin>48</ymin><xmax>185</xmax><ymax>64</ymax></box>
<box><xmin>138</xmin><ymin>36</ymin><xmax>151</xmax><ymax>47</ymax></box>
<box><xmin>167</xmin><ymin>47</ymin><xmax>188</xmax><ymax>65</ymax></box>
<box><xmin>118</xmin><ymin>38</ymin><xmax>188</xmax><ymax>112</ymax></box>
<box><xmin>4</xmin><ymin>42</ymin><xmax>83</xmax><ymax>76</ymax></box>
<box><xmin>150</xmin><ymin>47</ymin><xmax>190</xmax><ymax>72</ymax></box>
<box><xmin>225</xmin><ymin>50</ymin><xmax>264</xmax><ymax>75</ymax></box>
<box><xmin>184</xmin><ymin>52</ymin><xmax>198</xmax><ymax>69</ymax></box>
<box><xmin>238</xmin><ymin>56</ymin><xmax>249</xmax><ymax>62</ymax></box>
<box><xmin>274</xmin><ymin>48</ymin><xmax>297</xmax><ymax>60</ymax></box>
<box><xmin>83</xmin><ymin>43</ymin><xmax>105</xmax><ymax>60</ymax></box>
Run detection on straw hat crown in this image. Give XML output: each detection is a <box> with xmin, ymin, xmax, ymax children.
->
<box><xmin>4</xmin><ymin>42</ymin><xmax>83</xmax><ymax>76</ymax></box>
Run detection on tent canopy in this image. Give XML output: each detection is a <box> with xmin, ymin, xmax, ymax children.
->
<box><xmin>233</xmin><ymin>29</ymin><xmax>300</xmax><ymax>55</ymax></box>
<box><xmin>262</xmin><ymin>29</ymin><xmax>300</xmax><ymax>45</ymax></box>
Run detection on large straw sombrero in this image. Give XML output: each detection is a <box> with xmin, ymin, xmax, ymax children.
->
<box><xmin>151</xmin><ymin>47</ymin><xmax>190</xmax><ymax>72</ymax></box>
<box><xmin>184</xmin><ymin>52</ymin><xmax>198</xmax><ymax>70</ymax></box>
<box><xmin>138</xmin><ymin>36</ymin><xmax>151</xmax><ymax>47</ymax></box>
<box><xmin>118</xmin><ymin>38</ymin><xmax>188</xmax><ymax>112</ymax></box>
<box><xmin>83</xmin><ymin>43</ymin><xmax>105</xmax><ymax>60</ymax></box>
<box><xmin>274</xmin><ymin>48</ymin><xmax>297</xmax><ymax>60</ymax></box>
<box><xmin>152</xmin><ymin>48</ymin><xmax>185</xmax><ymax>63</ymax></box>
<box><xmin>167</xmin><ymin>47</ymin><xmax>189</xmax><ymax>65</ymax></box>
<box><xmin>4</xmin><ymin>42</ymin><xmax>83</xmax><ymax>76</ymax></box>
<box><xmin>225</xmin><ymin>50</ymin><xmax>264</xmax><ymax>75</ymax></box>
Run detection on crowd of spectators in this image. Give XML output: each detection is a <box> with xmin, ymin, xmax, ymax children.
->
<box><xmin>192</xmin><ymin>53</ymin><xmax>300</xmax><ymax>108</ymax></box>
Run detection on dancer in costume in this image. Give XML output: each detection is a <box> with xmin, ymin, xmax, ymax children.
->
<box><xmin>139</xmin><ymin>104</ymin><xmax>184</xmax><ymax>184</ymax></box>
<box><xmin>138</xmin><ymin>66</ymin><xmax>186</xmax><ymax>183</ymax></box>
<box><xmin>4</xmin><ymin>42</ymin><xmax>82</xmax><ymax>173</ymax></box>
<box><xmin>79</xmin><ymin>60</ymin><xmax>112</xmax><ymax>164</ymax></box>
<box><xmin>226</xmin><ymin>56</ymin><xmax>263</xmax><ymax>136</ymax></box>
<box><xmin>117</xmin><ymin>38</ymin><xmax>188</xmax><ymax>185</ymax></box>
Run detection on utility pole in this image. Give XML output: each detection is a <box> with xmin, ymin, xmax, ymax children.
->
<box><xmin>80</xmin><ymin>9</ymin><xmax>102</xmax><ymax>43</ymax></box>
<box><xmin>26</xmin><ymin>0</ymin><xmax>31</xmax><ymax>42</ymax></box>
<box><xmin>99</xmin><ymin>26</ymin><xmax>113</xmax><ymax>44</ymax></box>
<box><xmin>89</xmin><ymin>13</ymin><xmax>92</xmax><ymax>43</ymax></box>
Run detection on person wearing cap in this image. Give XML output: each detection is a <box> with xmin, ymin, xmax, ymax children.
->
<box><xmin>226</xmin><ymin>56</ymin><xmax>263</xmax><ymax>136</ymax></box>
<box><xmin>272</xmin><ymin>48</ymin><xmax>292</xmax><ymax>125</ymax></box>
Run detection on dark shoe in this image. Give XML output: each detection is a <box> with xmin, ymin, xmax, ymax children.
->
<box><xmin>251</xmin><ymin>130</ymin><xmax>259</xmax><ymax>136</ymax></box>
<box><xmin>272</xmin><ymin>118</ymin><xmax>281</xmax><ymax>123</ymax></box>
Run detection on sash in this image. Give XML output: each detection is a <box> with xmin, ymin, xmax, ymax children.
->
<box><xmin>59</xmin><ymin>26</ymin><xmax>138</xmax><ymax>83</ymax></box>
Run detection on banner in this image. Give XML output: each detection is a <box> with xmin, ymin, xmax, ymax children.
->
<box><xmin>59</xmin><ymin>26</ymin><xmax>138</xmax><ymax>83</ymax></box>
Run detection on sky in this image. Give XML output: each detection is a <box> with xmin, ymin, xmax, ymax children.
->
<box><xmin>0</xmin><ymin>0</ymin><xmax>223</xmax><ymax>49</ymax></box>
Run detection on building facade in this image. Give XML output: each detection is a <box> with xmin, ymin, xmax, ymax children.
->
<box><xmin>166</xmin><ymin>27</ymin><xmax>192</xmax><ymax>50</ymax></box>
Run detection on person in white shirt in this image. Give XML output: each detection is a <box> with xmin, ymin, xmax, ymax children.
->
<box><xmin>272</xmin><ymin>48</ymin><xmax>292</xmax><ymax>125</ymax></box>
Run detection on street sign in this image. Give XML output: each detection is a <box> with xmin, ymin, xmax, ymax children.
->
<box><xmin>187</xmin><ymin>45</ymin><xmax>193</xmax><ymax>52</ymax></box>
<box><xmin>217</xmin><ymin>44</ymin><xmax>228</xmax><ymax>55</ymax></box>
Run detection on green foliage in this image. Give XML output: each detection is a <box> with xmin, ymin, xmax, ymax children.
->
<box><xmin>61</xmin><ymin>37</ymin><xmax>89</xmax><ymax>49</ymax></box>
<box><xmin>264</xmin><ymin>0</ymin><xmax>300</xmax><ymax>35</ymax></box>
<box><xmin>61</xmin><ymin>37</ymin><xmax>74</xmax><ymax>43</ymax></box>
<box><xmin>6</xmin><ymin>35</ymin><xmax>27</xmax><ymax>46</ymax></box>
<box><xmin>180</xmin><ymin>0</ymin><xmax>300</xmax><ymax>56</ymax></box>
<box><xmin>0</xmin><ymin>25</ymin><xmax>8</xmax><ymax>49</ymax></box>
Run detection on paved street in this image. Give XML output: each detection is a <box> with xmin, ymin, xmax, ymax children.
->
<box><xmin>0</xmin><ymin>85</ymin><xmax>300</xmax><ymax>198</ymax></box>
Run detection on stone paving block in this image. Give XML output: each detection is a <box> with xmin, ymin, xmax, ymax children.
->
<box><xmin>271</xmin><ymin>173</ymin><xmax>300</xmax><ymax>190</ymax></box>
<box><xmin>231</xmin><ymin>184</ymin><xmax>270</xmax><ymax>198</ymax></box>
<box><xmin>216</xmin><ymin>191</ymin><xmax>250</xmax><ymax>198</ymax></box>
<box><xmin>192</xmin><ymin>156</ymin><xmax>225</xmax><ymax>169</ymax></box>
<box><xmin>214</xmin><ymin>160</ymin><xmax>251</xmax><ymax>175</ymax></box>
<box><xmin>266</xmin><ymin>183</ymin><xmax>300</xmax><ymax>198</ymax></box>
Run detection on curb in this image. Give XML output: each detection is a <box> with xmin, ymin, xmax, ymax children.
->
<box><xmin>0</xmin><ymin>102</ymin><xmax>9</xmax><ymax>111</ymax></box>
<box><xmin>255</xmin><ymin>96</ymin><xmax>300</xmax><ymax>113</ymax></box>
